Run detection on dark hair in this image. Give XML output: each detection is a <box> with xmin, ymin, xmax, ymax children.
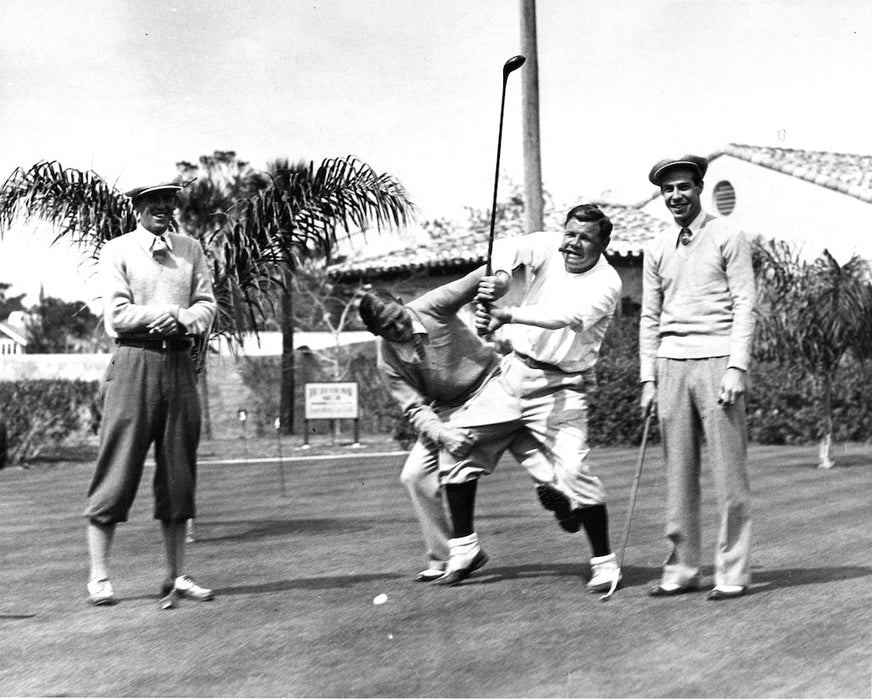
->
<box><xmin>358</xmin><ymin>288</ymin><xmax>402</xmax><ymax>334</ymax></box>
<box><xmin>564</xmin><ymin>203</ymin><xmax>613</xmax><ymax>240</ymax></box>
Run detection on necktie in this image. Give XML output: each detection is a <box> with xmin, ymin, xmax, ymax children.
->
<box><xmin>413</xmin><ymin>334</ymin><xmax>427</xmax><ymax>364</ymax></box>
<box><xmin>152</xmin><ymin>235</ymin><xmax>168</xmax><ymax>257</ymax></box>
<box><xmin>678</xmin><ymin>227</ymin><xmax>693</xmax><ymax>247</ymax></box>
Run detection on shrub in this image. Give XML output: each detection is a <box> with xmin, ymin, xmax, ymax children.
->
<box><xmin>588</xmin><ymin>313</ymin><xmax>660</xmax><ymax>446</ymax></box>
<box><xmin>0</xmin><ymin>380</ymin><xmax>100</xmax><ymax>466</ymax></box>
<box><xmin>747</xmin><ymin>354</ymin><xmax>872</xmax><ymax>444</ymax></box>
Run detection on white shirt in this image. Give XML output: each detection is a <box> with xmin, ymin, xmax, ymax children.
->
<box><xmin>492</xmin><ymin>230</ymin><xmax>622</xmax><ymax>373</ymax></box>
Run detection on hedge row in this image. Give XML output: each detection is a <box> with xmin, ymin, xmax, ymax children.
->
<box><xmin>0</xmin><ymin>379</ymin><xmax>100</xmax><ymax>467</ymax></box>
<box><xmin>315</xmin><ymin>314</ymin><xmax>871</xmax><ymax>448</ymax></box>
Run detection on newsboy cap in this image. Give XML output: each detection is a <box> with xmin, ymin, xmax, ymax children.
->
<box><xmin>647</xmin><ymin>155</ymin><xmax>708</xmax><ymax>186</ymax></box>
<box><xmin>124</xmin><ymin>183</ymin><xmax>183</xmax><ymax>204</ymax></box>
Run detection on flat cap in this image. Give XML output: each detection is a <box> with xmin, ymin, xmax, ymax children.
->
<box><xmin>648</xmin><ymin>155</ymin><xmax>708</xmax><ymax>186</ymax></box>
<box><xmin>124</xmin><ymin>183</ymin><xmax>183</xmax><ymax>204</ymax></box>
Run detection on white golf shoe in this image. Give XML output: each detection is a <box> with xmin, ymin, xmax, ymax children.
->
<box><xmin>87</xmin><ymin>578</ymin><xmax>117</xmax><ymax>606</ymax></box>
<box><xmin>162</xmin><ymin>575</ymin><xmax>215</xmax><ymax>601</ymax></box>
<box><xmin>587</xmin><ymin>553</ymin><xmax>622</xmax><ymax>593</ymax></box>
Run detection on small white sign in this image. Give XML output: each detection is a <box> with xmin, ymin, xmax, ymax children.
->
<box><xmin>304</xmin><ymin>382</ymin><xmax>359</xmax><ymax>419</ymax></box>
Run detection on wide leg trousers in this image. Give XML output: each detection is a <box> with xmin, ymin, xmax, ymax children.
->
<box><xmin>656</xmin><ymin>356</ymin><xmax>752</xmax><ymax>587</ymax></box>
<box><xmin>84</xmin><ymin>345</ymin><xmax>201</xmax><ymax>525</ymax></box>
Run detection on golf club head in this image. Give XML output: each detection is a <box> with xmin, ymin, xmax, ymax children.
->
<box><xmin>503</xmin><ymin>55</ymin><xmax>526</xmax><ymax>78</ymax></box>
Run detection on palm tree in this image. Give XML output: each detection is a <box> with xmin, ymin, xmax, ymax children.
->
<box><xmin>173</xmin><ymin>151</ymin><xmax>274</xmax><ymax>437</ymax></box>
<box><xmin>753</xmin><ymin>239</ymin><xmax>872</xmax><ymax>468</ymax></box>
<box><xmin>234</xmin><ymin>156</ymin><xmax>415</xmax><ymax>433</ymax></box>
<box><xmin>0</xmin><ymin>155</ymin><xmax>416</xmax><ymax>434</ymax></box>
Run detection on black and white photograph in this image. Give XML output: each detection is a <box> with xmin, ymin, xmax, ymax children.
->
<box><xmin>0</xmin><ymin>1</ymin><xmax>869</xmax><ymax>697</ymax></box>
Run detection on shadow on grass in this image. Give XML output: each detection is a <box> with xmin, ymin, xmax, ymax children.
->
<box><xmin>749</xmin><ymin>565</ymin><xmax>871</xmax><ymax>592</ymax></box>
<box><xmin>444</xmin><ymin>563</ymin><xmax>872</xmax><ymax>594</ymax></box>
<box><xmin>197</xmin><ymin>518</ymin><xmax>371</xmax><ymax>541</ymax></box>
<box><xmin>460</xmin><ymin>562</ymin><xmax>662</xmax><ymax>588</ymax></box>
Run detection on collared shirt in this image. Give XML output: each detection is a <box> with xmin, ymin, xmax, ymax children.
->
<box><xmin>674</xmin><ymin>209</ymin><xmax>706</xmax><ymax>258</ymax></box>
<box><xmin>100</xmin><ymin>224</ymin><xmax>216</xmax><ymax>338</ymax></box>
<box><xmin>490</xmin><ymin>230</ymin><xmax>622</xmax><ymax>373</ymax></box>
<box><xmin>390</xmin><ymin>318</ymin><xmax>428</xmax><ymax>364</ymax></box>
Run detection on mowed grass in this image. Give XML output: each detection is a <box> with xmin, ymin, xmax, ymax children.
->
<box><xmin>0</xmin><ymin>439</ymin><xmax>869</xmax><ymax>697</ymax></box>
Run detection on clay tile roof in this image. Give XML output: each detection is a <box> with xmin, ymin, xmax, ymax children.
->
<box><xmin>328</xmin><ymin>203</ymin><xmax>670</xmax><ymax>278</ymax></box>
<box><xmin>722</xmin><ymin>143</ymin><xmax>872</xmax><ymax>202</ymax></box>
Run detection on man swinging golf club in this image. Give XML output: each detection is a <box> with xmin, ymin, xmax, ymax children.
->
<box><xmin>359</xmin><ymin>268</ymin><xmax>563</xmax><ymax>582</ymax></box>
<box><xmin>437</xmin><ymin>203</ymin><xmax>624</xmax><ymax>593</ymax></box>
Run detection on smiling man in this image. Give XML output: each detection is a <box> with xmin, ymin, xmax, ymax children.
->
<box><xmin>84</xmin><ymin>182</ymin><xmax>216</xmax><ymax>609</ymax></box>
<box><xmin>436</xmin><ymin>204</ymin><xmax>624</xmax><ymax>592</ymax></box>
<box><xmin>640</xmin><ymin>155</ymin><xmax>757</xmax><ymax>601</ymax></box>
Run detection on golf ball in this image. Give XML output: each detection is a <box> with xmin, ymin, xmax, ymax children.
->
<box><xmin>373</xmin><ymin>593</ymin><xmax>388</xmax><ymax>605</ymax></box>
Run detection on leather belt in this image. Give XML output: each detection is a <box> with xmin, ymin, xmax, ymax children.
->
<box><xmin>514</xmin><ymin>351</ymin><xmax>579</xmax><ymax>374</ymax></box>
<box><xmin>513</xmin><ymin>351</ymin><xmax>597</xmax><ymax>385</ymax></box>
<box><xmin>116</xmin><ymin>336</ymin><xmax>194</xmax><ymax>351</ymax></box>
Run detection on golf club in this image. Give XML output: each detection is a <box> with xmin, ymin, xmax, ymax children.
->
<box><xmin>600</xmin><ymin>409</ymin><xmax>654</xmax><ymax>602</ymax></box>
<box><xmin>479</xmin><ymin>55</ymin><xmax>525</xmax><ymax>334</ymax></box>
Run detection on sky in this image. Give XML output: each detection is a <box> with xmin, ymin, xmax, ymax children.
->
<box><xmin>1</xmin><ymin>0</ymin><xmax>871</xmax><ymax>307</ymax></box>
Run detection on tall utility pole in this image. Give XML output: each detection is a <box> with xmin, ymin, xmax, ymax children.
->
<box><xmin>520</xmin><ymin>0</ymin><xmax>544</xmax><ymax>232</ymax></box>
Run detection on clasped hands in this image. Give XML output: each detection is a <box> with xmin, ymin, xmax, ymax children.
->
<box><xmin>474</xmin><ymin>271</ymin><xmax>512</xmax><ymax>336</ymax></box>
<box><xmin>147</xmin><ymin>309</ymin><xmax>180</xmax><ymax>336</ymax></box>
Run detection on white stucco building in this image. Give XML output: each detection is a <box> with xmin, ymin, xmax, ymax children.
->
<box><xmin>641</xmin><ymin>143</ymin><xmax>872</xmax><ymax>264</ymax></box>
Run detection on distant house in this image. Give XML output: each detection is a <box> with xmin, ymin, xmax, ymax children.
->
<box><xmin>328</xmin><ymin>203</ymin><xmax>671</xmax><ymax>315</ymax></box>
<box><xmin>0</xmin><ymin>316</ymin><xmax>28</xmax><ymax>355</ymax></box>
<box><xmin>641</xmin><ymin>143</ymin><xmax>872</xmax><ymax>264</ymax></box>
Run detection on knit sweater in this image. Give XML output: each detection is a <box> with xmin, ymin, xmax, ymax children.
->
<box><xmin>100</xmin><ymin>225</ymin><xmax>217</xmax><ymax>337</ymax></box>
<box><xmin>378</xmin><ymin>268</ymin><xmax>497</xmax><ymax>443</ymax></box>
<box><xmin>639</xmin><ymin>212</ymin><xmax>757</xmax><ymax>383</ymax></box>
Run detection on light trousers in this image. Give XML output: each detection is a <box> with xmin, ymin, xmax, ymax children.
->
<box><xmin>656</xmin><ymin>356</ymin><xmax>752</xmax><ymax>587</ymax></box>
<box><xmin>439</xmin><ymin>353</ymin><xmax>607</xmax><ymax>509</ymax></box>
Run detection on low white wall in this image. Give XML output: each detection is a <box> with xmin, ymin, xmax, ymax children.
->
<box><xmin>0</xmin><ymin>353</ymin><xmax>112</xmax><ymax>381</ymax></box>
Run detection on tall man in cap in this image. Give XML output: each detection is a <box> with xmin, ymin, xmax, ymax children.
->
<box><xmin>84</xmin><ymin>182</ymin><xmax>217</xmax><ymax>608</ymax></box>
<box><xmin>440</xmin><ymin>203</ymin><xmax>623</xmax><ymax>592</ymax></box>
<box><xmin>641</xmin><ymin>155</ymin><xmax>757</xmax><ymax>600</ymax></box>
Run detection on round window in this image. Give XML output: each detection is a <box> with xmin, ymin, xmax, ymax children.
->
<box><xmin>713</xmin><ymin>181</ymin><xmax>736</xmax><ymax>216</ymax></box>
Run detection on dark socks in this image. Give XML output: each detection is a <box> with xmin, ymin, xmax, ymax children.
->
<box><xmin>445</xmin><ymin>481</ymin><xmax>478</xmax><ymax>538</ymax></box>
<box><xmin>575</xmin><ymin>504</ymin><xmax>611</xmax><ymax>557</ymax></box>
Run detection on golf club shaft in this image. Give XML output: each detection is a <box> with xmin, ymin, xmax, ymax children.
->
<box><xmin>616</xmin><ymin>411</ymin><xmax>653</xmax><ymax>569</ymax></box>
<box><xmin>485</xmin><ymin>76</ymin><xmax>510</xmax><ymax>277</ymax></box>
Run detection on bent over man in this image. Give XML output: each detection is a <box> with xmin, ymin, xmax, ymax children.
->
<box><xmin>441</xmin><ymin>204</ymin><xmax>623</xmax><ymax>592</ymax></box>
<box><xmin>84</xmin><ymin>182</ymin><xmax>217</xmax><ymax>608</ymax></box>
<box><xmin>359</xmin><ymin>269</ymin><xmax>552</xmax><ymax>582</ymax></box>
<box><xmin>641</xmin><ymin>155</ymin><xmax>756</xmax><ymax>600</ymax></box>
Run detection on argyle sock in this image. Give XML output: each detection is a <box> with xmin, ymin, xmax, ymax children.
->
<box><xmin>575</xmin><ymin>503</ymin><xmax>611</xmax><ymax>557</ymax></box>
<box><xmin>445</xmin><ymin>480</ymin><xmax>478</xmax><ymax>538</ymax></box>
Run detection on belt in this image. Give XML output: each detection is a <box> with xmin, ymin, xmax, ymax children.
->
<box><xmin>514</xmin><ymin>351</ymin><xmax>580</xmax><ymax>374</ymax></box>
<box><xmin>513</xmin><ymin>351</ymin><xmax>597</xmax><ymax>385</ymax></box>
<box><xmin>116</xmin><ymin>336</ymin><xmax>194</xmax><ymax>351</ymax></box>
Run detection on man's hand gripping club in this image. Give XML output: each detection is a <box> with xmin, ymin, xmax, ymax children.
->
<box><xmin>475</xmin><ymin>270</ymin><xmax>512</xmax><ymax>337</ymax></box>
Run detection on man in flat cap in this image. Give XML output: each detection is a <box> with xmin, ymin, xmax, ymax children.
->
<box><xmin>640</xmin><ymin>155</ymin><xmax>757</xmax><ymax>600</ymax></box>
<box><xmin>84</xmin><ymin>182</ymin><xmax>217</xmax><ymax>608</ymax></box>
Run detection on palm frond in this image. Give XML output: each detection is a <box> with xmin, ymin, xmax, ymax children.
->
<box><xmin>0</xmin><ymin>161</ymin><xmax>134</xmax><ymax>257</ymax></box>
<box><xmin>231</xmin><ymin>155</ymin><xmax>416</xmax><ymax>266</ymax></box>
